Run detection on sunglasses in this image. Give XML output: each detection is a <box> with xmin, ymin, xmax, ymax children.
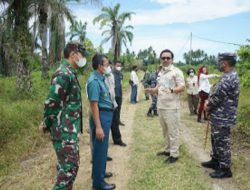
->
<box><xmin>161</xmin><ymin>57</ymin><xmax>172</xmax><ymax>60</ymax></box>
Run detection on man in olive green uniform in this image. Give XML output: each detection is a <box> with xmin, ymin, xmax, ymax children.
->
<box><xmin>40</xmin><ymin>42</ymin><xmax>88</xmax><ymax>190</ymax></box>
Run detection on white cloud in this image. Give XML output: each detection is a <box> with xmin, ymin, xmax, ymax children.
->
<box><xmin>132</xmin><ymin>0</ymin><xmax>250</xmax><ymax>25</ymax></box>
<box><xmin>65</xmin><ymin>1</ymin><xmax>247</xmax><ymax>62</ymax></box>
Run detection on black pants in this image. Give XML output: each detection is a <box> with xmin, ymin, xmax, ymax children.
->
<box><xmin>111</xmin><ymin>97</ymin><xmax>122</xmax><ymax>143</ymax></box>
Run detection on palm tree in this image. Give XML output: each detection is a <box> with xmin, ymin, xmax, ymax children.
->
<box><xmin>0</xmin><ymin>0</ymin><xmax>78</xmax><ymax>91</ymax></box>
<box><xmin>93</xmin><ymin>3</ymin><xmax>134</xmax><ymax>62</ymax></box>
<box><xmin>67</xmin><ymin>20</ymin><xmax>88</xmax><ymax>42</ymax></box>
<box><xmin>37</xmin><ymin>1</ymin><xmax>75</xmax><ymax>78</ymax></box>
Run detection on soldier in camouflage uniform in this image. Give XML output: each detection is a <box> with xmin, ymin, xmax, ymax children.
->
<box><xmin>142</xmin><ymin>67</ymin><xmax>151</xmax><ymax>100</ymax></box>
<box><xmin>39</xmin><ymin>42</ymin><xmax>88</xmax><ymax>189</ymax></box>
<box><xmin>201</xmin><ymin>53</ymin><xmax>240</xmax><ymax>178</ymax></box>
<box><xmin>146</xmin><ymin>66</ymin><xmax>162</xmax><ymax>117</ymax></box>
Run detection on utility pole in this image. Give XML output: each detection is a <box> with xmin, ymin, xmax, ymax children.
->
<box><xmin>190</xmin><ymin>32</ymin><xmax>192</xmax><ymax>65</ymax></box>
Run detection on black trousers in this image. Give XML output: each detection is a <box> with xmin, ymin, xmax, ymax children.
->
<box><xmin>111</xmin><ymin>97</ymin><xmax>122</xmax><ymax>143</ymax></box>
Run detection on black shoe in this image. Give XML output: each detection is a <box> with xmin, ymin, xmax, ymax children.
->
<box><xmin>119</xmin><ymin>121</ymin><xmax>125</xmax><ymax>126</ymax></box>
<box><xmin>114</xmin><ymin>141</ymin><xmax>127</xmax><ymax>147</ymax></box>
<box><xmin>201</xmin><ymin>159</ymin><xmax>219</xmax><ymax>170</ymax></box>
<box><xmin>104</xmin><ymin>172</ymin><xmax>113</xmax><ymax>178</ymax></box>
<box><xmin>156</xmin><ymin>151</ymin><xmax>170</xmax><ymax>156</ymax></box>
<box><xmin>147</xmin><ymin>112</ymin><xmax>153</xmax><ymax>117</ymax></box>
<box><xmin>147</xmin><ymin>109</ymin><xmax>153</xmax><ymax>117</ymax></box>
<box><xmin>93</xmin><ymin>183</ymin><xmax>116</xmax><ymax>190</ymax></box>
<box><xmin>165</xmin><ymin>156</ymin><xmax>178</xmax><ymax>164</ymax></box>
<box><xmin>209</xmin><ymin>168</ymin><xmax>232</xmax><ymax>178</ymax></box>
<box><xmin>153</xmin><ymin>110</ymin><xmax>158</xmax><ymax>116</ymax></box>
<box><xmin>107</xmin><ymin>156</ymin><xmax>112</xmax><ymax>161</ymax></box>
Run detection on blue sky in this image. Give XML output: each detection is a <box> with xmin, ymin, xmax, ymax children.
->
<box><xmin>67</xmin><ymin>0</ymin><xmax>250</xmax><ymax>62</ymax></box>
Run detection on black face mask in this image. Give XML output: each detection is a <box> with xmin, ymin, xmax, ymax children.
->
<box><xmin>217</xmin><ymin>62</ymin><xmax>224</xmax><ymax>72</ymax></box>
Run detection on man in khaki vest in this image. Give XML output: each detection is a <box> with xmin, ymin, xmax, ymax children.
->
<box><xmin>145</xmin><ymin>49</ymin><xmax>185</xmax><ymax>164</ymax></box>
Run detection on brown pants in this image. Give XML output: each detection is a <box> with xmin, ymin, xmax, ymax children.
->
<box><xmin>158</xmin><ymin>109</ymin><xmax>181</xmax><ymax>158</ymax></box>
<box><xmin>187</xmin><ymin>94</ymin><xmax>199</xmax><ymax>115</ymax></box>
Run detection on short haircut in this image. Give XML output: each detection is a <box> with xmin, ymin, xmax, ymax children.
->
<box><xmin>64</xmin><ymin>43</ymin><xmax>78</xmax><ymax>58</ymax></box>
<box><xmin>92</xmin><ymin>54</ymin><xmax>104</xmax><ymax>70</ymax></box>
<box><xmin>64</xmin><ymin>42</ymin><xmax>88</xmax><ymax>58</ymax></box>
<box><xmin>160</xmin><ymin>49</ymin><xmax>174</xmax><ymax>59</ymax></box>
<box><xmin>114</xmin><ymin>61</ymin><xmax>121</xmax><ymax>65</ymax></box>
<box><xmin>132</xmin><ymin>65</ymin><xmax>137</xmax><ymax>70</ymax></box>
<box><xmin>187</xmin><ymin>68</ymin><xmax>196</xmax><ymax>75</ymax></box>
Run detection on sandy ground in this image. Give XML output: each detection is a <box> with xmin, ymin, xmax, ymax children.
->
<box><xmin>0</xmin><ymin>83</ymin><xmax>240</xmax><ymax>190</ymax></box>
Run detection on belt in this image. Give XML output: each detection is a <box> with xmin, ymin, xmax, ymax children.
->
<box><xmin>99</xmin><ymin>107</ymin><xmax>114</xmax><ymax>112</ymax></box>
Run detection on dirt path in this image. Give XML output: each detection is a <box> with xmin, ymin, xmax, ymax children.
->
<box><xmin>0</xmin><ymin>84</ymin><xmax>141</xmax><ymax>190</ymax></box>
<box><xmin>74</xmin><ymin>84</ymin><xmax>141</xmax><ymax>190</ymax></box>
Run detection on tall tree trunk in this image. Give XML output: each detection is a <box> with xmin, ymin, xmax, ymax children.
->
<box><xmin>39</xmin><ymin>3</ymin><xmax>49</xmax><ymax>78</ymax></box>
<box><xmin>14</xmin><ymin>0</ymin><xmax>32</xmax><ymax>94</ymax></box>
<box><xmin>57</xmin><ymin>15</ymin><xmax>65</xmax><ymax>61</ymax></box>
<box><xmin>49</xmin><ymin>12</ymin><xmax>65</xmax><ymax>66</ymax></box>
<box><xmin>114</xmin><ymin>42</ymin><xmax>119</xmax><ymax>63</ymax></box>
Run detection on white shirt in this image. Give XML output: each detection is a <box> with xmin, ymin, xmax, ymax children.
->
<box><xmin>130</xmin><ymin>70</ymin><xmax>139</xmax><ymax>85</ymax></box>
<box><xmin>198</xmin><ymin>73</ymin><xmax>217</xmax><ymax>93</ymax></box>
<box><xmin>186</xmin><ymin>75</ymin><xmax>198</xmax><ymax>95</ymax></box>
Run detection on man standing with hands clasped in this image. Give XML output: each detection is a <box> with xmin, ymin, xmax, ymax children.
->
<box><xmin>201</xmin><ymin>53</ymin><xmax>240</xmax><ymax>178</ymax></box>
<box><xmin>145</xmin><ymin>49</ymin><xmax>185</xmax><ymax>164</ymax></box>
<box><xmin>39</xmin><ymin>42</ymin><xmax>88</xmax><ymax>190</ymax></box>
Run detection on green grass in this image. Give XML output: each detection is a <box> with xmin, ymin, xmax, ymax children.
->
<box><xmin>0</xmin><ymin>73</ymin><xmax>48</xmax><ymax>176</ymax></box>
<box><xmin>128</xmin><ymin>93</ymin><xmax>212</xmax><ymax>190</ymax></box>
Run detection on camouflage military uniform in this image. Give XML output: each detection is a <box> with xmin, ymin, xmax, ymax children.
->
<box><xmin>149</xmin><ymin>71</ymin><xmax>158</xmax><ymax>112</ymax></box>
<box><xmin>143</xmin><ymin>70</ymin><xmax>151</xmax><ymax>99</ymax></box>
<box><xmin>43</xmin><ymin>59</ymin><xmax>82</xmax><ymax>190</ymax></box>
<box><xmin>208</xmin><ymin>69</ymin><xmax>240</xmax><ymax>169</ymax></box>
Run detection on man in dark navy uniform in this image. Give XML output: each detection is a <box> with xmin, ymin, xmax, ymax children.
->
<box><xmin>201</xmin><ymin>53</ymin><xmax>240</xmax><ymax>178</ymax></box>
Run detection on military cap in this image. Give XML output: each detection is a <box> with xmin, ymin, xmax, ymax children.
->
<box><xmin>218</xmin><ymin>53</ymin><xmax>236</xmax><ymax>61</ymax></box>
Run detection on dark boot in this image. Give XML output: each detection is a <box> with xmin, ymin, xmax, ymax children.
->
<box><xmin>201</xmin><ymin>158</ymin><xmax>219</xmax><ymax>170</ymax></box>
<box><xmin>153</xmin><ymin>110</ymin><xmax>158</xmax><ymax>116</ymax></box>
<box><xmin>147</xmin><ymin>108</ymin><xmax>153</xmax><ymax>117</ymax></box>
<box><xmin>210</xmin><ymin>168</ymin><xmax>232</xmax><ymax>178</ymax></box>
<box><xmin>197</xmin><ymin>113</ymin><xmax>202</xmax><ymax>122</ymax></box>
